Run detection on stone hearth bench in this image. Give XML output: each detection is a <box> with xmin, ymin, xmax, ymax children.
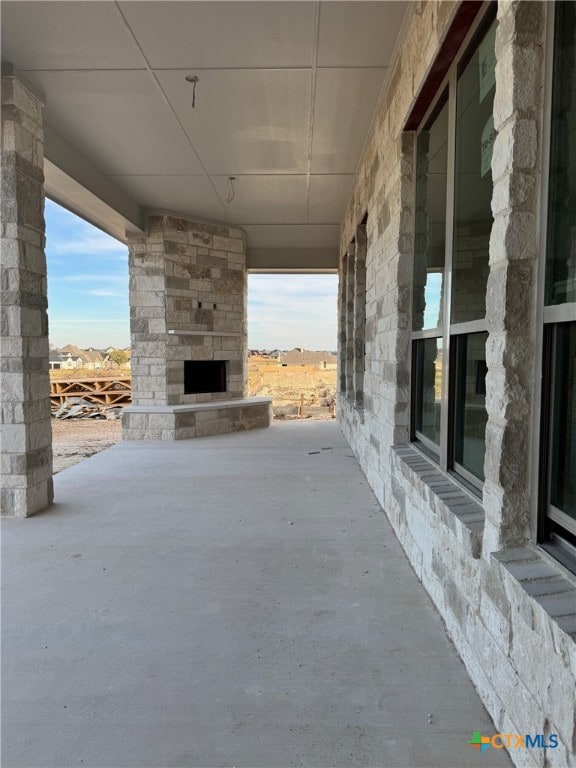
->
<box><xmin>122</xmin><ymin>397</ymin><xmax>272</xmax><ymax>440</ymax></box>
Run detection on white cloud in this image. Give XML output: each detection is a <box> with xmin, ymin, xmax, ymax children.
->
<box><xmin>85</xmin><ymin>289</ymin><xmax>123</xmax><ymax>297</ymax></box>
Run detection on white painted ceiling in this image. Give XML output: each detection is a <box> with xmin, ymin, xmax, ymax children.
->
<box><xmin>1</xmin><ymin>1</ymin><xmax>408</xmax><ymax>268</ymax></box>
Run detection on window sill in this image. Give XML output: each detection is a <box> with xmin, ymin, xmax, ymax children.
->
<box><xmin>541</xmin><ymin>536</ymin><xmax>576</xmax><ymax>579</ymax></box>
<box><xmin>492</xmin><ymin>547</ymin><xmax>576</xmax><ymax>640</ymax></box>
<box><xmin>391</xmin><ymin>449</ymin><xmax>576</xmax><ymax>641</ymax></box>
<box><xmin>392</xmin><ymin>444</ymin><xmax>485</xmax><ymax>559</ymax></box>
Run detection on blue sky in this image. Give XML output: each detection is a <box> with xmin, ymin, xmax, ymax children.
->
<box><xmin>248</xmin><ymin>273</ymin><xmax>338</xmax><ymax>351</ymax></box>
<box><xmin>45</xmin><ymin>200</ymin><xmax>338</xmax><ymax>351</ymax></box>
<box><xmin>45</xmin><ymin>199</ymin><xmax>130</xmax><ymax>349</ymax></box>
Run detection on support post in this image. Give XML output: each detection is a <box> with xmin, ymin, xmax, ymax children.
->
<box><xmin>1</xmin><ymin>68</ymin><xmax>53</xmax><ymax>517</ymax></box>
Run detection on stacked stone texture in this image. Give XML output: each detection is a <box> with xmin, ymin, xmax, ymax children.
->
<box><xmin>337</xmin><ymin>2</ymin><xmax>576</xmax><ymax>765</ymax></box>
<box><xmin>124</xmin><ymin>399</ymin><xmax>271</xmax><ymax>442</ymax></box>
<box><xmin>127</xmin><ymin>215</ymin><xmax>246</xmax><ymax>409</ymax></box>
<box><xmin>483</xmin><ymin>1</ymin><xmax>544</xmax><ymax>553</ymax></box>
<box><xmin>0</xmin><ymin>74</ymin><xmax>53</xmax><ymax>517</ymax></box>
<box><xmin>123</xmin><ymin>214</ymin><xmax>266</xmax><ymax>441</ymax></box>
<box><xmin>344</xmin><ymin>243</ymin><xmax>355</xmax><ymax>399</ymax></box>
<box><xmin>353</xmin><ymin>224</ymin><xmax>367</xmax><ymax>408</ymax></box>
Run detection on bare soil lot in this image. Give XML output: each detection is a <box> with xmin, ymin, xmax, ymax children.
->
<box><xmin>248</xmin><ymin>357</ymin><xmax>337</xmax><ymax>417</ymax></box>
<box><xmin>51</xmin><ymin>419</ymin><xmax>122</xmax><ymax>473</ymax></box>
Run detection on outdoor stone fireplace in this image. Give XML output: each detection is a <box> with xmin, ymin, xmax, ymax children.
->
<box><xmin>122</xmin><ymin>214</ymin><xmax>271</xmax><ymax>440</ymax></box>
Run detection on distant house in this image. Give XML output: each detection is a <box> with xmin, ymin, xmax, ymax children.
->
<box><xmin>49</xmin><ymin>349</ymin><xmax>82</xmax><ymax>370</ymax></box>
<box><xmin>59</xmin><ymin>344</ymin><xmax>82</xmax><ymax>356</ymax></box>
<box><xmin>249</xmin><ymin>349</ymin><xmax>284</xmax><ymax>359</ymax></box>
<box><xmin>49</xmin><ymin>349</ymin><xmax>66</xmax><ymax>370</ymax></box>
<box><xmin>279</xmin><ymin>349</ymin><xmax>337</xmax><ymax>370</ymax></box>
<box><xmin>58</xmin><ymin>344</ymin><xmax>108</xmax><ymax>370</ymax></box>
<box><xmin>80</xmin><ymin>348</ymin><xmax>108</xmax><ymax>370</ymax></box>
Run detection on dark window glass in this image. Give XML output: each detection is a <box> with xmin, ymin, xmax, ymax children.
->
<box><xmin>546</xmin><ymin>3</ymin><xmax>576</xmax><ymax>306</ymax></box>
<box><xmin>550</xmin><ymin>322</ymin><xmax>576</xmax><ymax>520</ymax></box>
<box><xmin>413</xmin><ymin>338</ymin><xmax>443</xmax><ymax>449</ymax></box>
<box><xmin>453</xmin><ymin>332</ymin><xmax>488</xmax><ymax>480</ymax></box>
<box><xmin>451</xmin><ymin>20</ymin><xmax>497</xmax><ymax>324</ymax></box>
<box><xmin>413</xmin><ymin>96</ymin><xmax>448</xmax><ymax>331</ymax></box>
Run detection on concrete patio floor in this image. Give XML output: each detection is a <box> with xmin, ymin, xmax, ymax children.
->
<box><xmin>2</xmin><ymin>421</ymin><xmax>511</xmax><ymax>768</ymax></box>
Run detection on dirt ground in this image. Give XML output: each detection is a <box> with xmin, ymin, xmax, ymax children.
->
<box><xmin>51</xmin><ymin>418</ymin><xmax>123</xmax><ymax>473</ymax></box>
<box><xmin>248</xmin><ymin>357</ymin><xmax>337</xmax><ymax>416</ymax></box>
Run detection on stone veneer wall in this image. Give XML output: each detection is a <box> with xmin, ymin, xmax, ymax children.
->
<box><xmin>0</xmin><ymin>71</ymin><xmax>53</xmax><ymax>517</ymax></box>
<box><xmin>337</xmin><ymin>3</ymin><xmax>576</xmax><ymax>766</ymax></box>
<box><xmin>123</xmin><ymin>214</ymin><xmax>272</xmax><ymax>441</ymax></box>
<box><xmin>127</xmin><ymin>214</ymin><xmax>246</xmax><ymax>409</ymax></box>
<box><xmin>124</xmin><ymin>399</ymin><xmax>272</xmax><ymax>442</ymax></box>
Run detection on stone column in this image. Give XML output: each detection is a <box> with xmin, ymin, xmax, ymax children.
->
<box><xmin>483</xmin><ymin>1</ymin><xmax>545</xmax><ymax>552</ymax></box>
<box><xmin>0</xmin><ymin>68</ymin><xmax>53</xmax><ymax>517</ymax></box>
<box><xmin>126</xmin><ymin>222</ymin><xmax>169</xmax><ymax>408</ymax></box>
<box><xmin>345</xmin><ymin>243</ymin><xmax>355</xmax><ymax>399</ymax></box>
<box><xmin>381</xmin><ymin>132</ymin><xmax>414</xmax><ymax>447</ymax></box>
<box><xmin>353</xmin><ymin>223</ymin><xmax>367</xmax><ymax>407</ymax></box>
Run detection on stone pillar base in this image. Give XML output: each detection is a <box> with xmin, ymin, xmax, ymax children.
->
<box><xmin>122</xmin><ymin>397</ymin><xmax>272</xmax><ymax>440</ymax></box>
<box><xmin>1</xmin><ymin>479</ymin><xmax>54</xmax><ymax>518</ymax></box>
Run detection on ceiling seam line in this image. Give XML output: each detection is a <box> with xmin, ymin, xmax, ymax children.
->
<box><xmin>341</xmin><ymin>3</ymin><xmax>416</xmax><ymax>232</ymax></box>
<box><xmin>106</xmin><ymin>174</ymin><xmax>356</xmax><ymax>178</ymax></box>
<box><xmin>305</xmin><ymin>1</ymin><xmax>321</xmax><ymax>228</ymax></box>
<box><xmin>112</xmin><ymin>1</ymin><xmax>230</xmax><ymax>222</ymax></box>
<box><xmin>241</xmin><ymin>224</ymin><xmax>340</xmax><ymax>228</ymax></box>
<box><xmin>21</xmin><ymin>66</ymin><xmax>388</xmax><ymax>73</ymax></box>
<box><xmin>151</xmin><ymin>66</ymin><xmax>388</xmax><ymax>72</ymax></box>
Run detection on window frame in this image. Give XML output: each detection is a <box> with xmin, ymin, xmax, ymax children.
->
<box><xmin>410</xmin><ymin>2</ymin><xmax>496</xmax><ymax>495</ymax></box>
<box><xmin>547</xmin><ymin>324</ymin><xmax>576</xmax><ymax>538</ymax></box>
<box><xmin>411</xmin><ymin>336</ymin><xmax>443</xmax><ymax>459</ymax></box>
<box><xmin>532</xmin><ymin>2</ymin><xmax>576</xmax><ymax>569</ymax></box>
<box><xmin>450</xmin><ymin>330</ymin><xmax>489</xmax><ymax>489</ymax></box>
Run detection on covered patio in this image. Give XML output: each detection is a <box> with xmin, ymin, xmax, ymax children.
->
<box><xmin>2</xmin><ymin>421</ymin><xmax>510</xmax><ymax>768</ymax></box>
<box><xmin>3</xmin><ymin>2</ymin><xmax>576</xmax><ymax>764</ymax></box>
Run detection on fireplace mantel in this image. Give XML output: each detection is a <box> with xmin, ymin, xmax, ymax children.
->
<box><xmin>167</xmin><ymin>330</ymin><xmax>244</xmax><ymax>337</ymax></box>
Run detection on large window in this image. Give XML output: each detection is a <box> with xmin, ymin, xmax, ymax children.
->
<box><xmin>540</xmin><ymin>3</ymin><xmax>576</xmax><ymax>563</ymax></box>
<box><xmin>411</xmin><ymin>9</ymin><xmax>496</xmax><ymax>491</ymax></box>
<box><xmin>412</xmin><ymin>93</ymin><xmax>448</xmax><ymax>457</ymax></box>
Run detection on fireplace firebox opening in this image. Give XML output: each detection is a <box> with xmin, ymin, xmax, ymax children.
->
<box><xmin>184</xmin><ymin>360</ymin><xmax>227</xmax><ymax>394</ymax></box>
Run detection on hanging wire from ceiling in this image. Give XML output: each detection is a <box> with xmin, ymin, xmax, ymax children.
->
<box><xmin>226</xmin><ymin>177</ymin><xmax>236</xmax><ymax>204</ymax></box>
<box><xmin>185</xmin><ymin>75</ymin><xmax>199</xmax><ymax>108</ymax></box>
